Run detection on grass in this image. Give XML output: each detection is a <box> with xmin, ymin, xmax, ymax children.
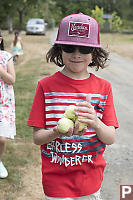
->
<box><xmin>101</xmin><ymin>32</ymin><xmax>133</xmax><ymax>43</ymax></box>
<box><xmin>14</xmin><ymin>59</ymin><xmax>41</xmax><ymax>139</ymax></box>
<box><xmin>100</xmin><ymin>32</ymin><xmax>133</xmax><ymax>59</ymax></box>
<box><xmin>0</xmin><ymin>57</ymin><xmax>42</xmax><ymax>198</ymax></box>
<box><xmin>0</xmin><ymin>30</ymin><xmax>133</xmax><ymax>199</ymax></box>
<box><xmin>0</xmin><ymin>31</ymin><xmax>55</xmax><ymax>199</ymax></box>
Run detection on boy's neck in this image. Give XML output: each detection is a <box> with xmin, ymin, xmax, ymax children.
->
<box><xmin>61</xmin><ymin>68</ymin><xmax>90</xmax><ymax>80</ymax></box>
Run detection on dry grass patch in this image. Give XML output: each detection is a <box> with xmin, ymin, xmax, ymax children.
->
<box><xmin>101</xmin><ymin>33</ymin><xmax>133</xmax><ymax>59</ymax></box>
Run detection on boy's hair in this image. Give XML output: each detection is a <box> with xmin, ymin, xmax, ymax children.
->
<box><xmin>46</xmin><ymin>44</ymin><xmax>109</xmax><ymax>71</ymax></box>
<box><xmin>0</xmin><ymin>31</ymin><xmax>4</xmax><ymax>50</ymax></box>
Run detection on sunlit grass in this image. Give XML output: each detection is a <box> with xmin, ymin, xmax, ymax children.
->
<box><xmin>101</xmin><ymin>33</ymin><xmax>133</xmax><ymax>59</ymax></box>
<box><xmin>101</xmin><ymin>32</ymin><xmax>133</xmax><ymax>44</ymax></box>
<box><xmin>14</xmin><ymin>59</ymin><xmax>41</xmax><ymax>139</ymax></box>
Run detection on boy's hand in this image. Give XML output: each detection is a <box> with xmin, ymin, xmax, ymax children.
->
<box><xmin>54</xmin><ymin>123</ymin><xmax>86</xmax><ymax>137</ymax></box>
<box><xmin>55</xmin><ymin>94</ymin><xmax>99</xmax><ymax>137</ymax></box>
<box><xmin>53</xmin><ymin>126</ymin><xmax>74</xmax><ymax>137</ymax></box>
<box><xmin>75</xmin><ymin>94</ymin><xmax>99</xmax><ymax>130</ymax></box>
<box><xmin>73</xmin><ymin>123</ymin><xmax>88</xmax><ymax>136</ymax></box>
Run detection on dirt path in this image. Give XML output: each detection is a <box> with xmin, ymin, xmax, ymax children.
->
<box><xmin>6</xmin><ymin>30</ymin><xmax>133</xmax><ymax>200</ymax></box>
<box><xmin>95</xmin><ymin>53</ymin><xmax>133</xmax><ymax>200</ymax></box>
<box><xmin>15</xmin><ymin>164</ymin><xmax>44</xmax><ymax>200</ymax></box>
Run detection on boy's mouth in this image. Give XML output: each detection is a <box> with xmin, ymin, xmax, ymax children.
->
<box><xmin>70</xmin><ymin>60</ymin><xmax>83</xmax><ymax>63</ymax></box>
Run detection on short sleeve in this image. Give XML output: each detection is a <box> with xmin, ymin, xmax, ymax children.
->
<box><xmin>5</xmin><ymin>51</ymin><xmax>13</xmax><ymax>62</ymax></box>
<box><xmin>27</xmin><ymin>81</ymin><xmax>46</xmax><ymax>128</ymax></box>
<box><xmin>102</xmin><ymin>84</ymin><xmax>119</xmax><ymax>128</ymax></box>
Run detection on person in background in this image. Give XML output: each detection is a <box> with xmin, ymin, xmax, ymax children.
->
<box><xmin>0</xmin><ymin>31</ymin><xmax>16</xmax><ymax>178</ymax></box>
<box><xmin>27</xmin><ymin>13</ymin><xmax>119</xmax><ymax>200</ymax></box>
<box><xmin>11</xmin><ymin>31</ymin><xmax>23</xmax><ymax>64</ymax></box>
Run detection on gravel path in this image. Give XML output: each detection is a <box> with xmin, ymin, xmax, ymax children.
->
<box><xmin>96</xmin><ymin>53</ymin><xmax>133</xmax><ymax>200</ymax></box>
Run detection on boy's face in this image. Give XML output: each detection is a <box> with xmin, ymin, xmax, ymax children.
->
<box><xmin>62</xmin><ymin>46</ymin><xmax>92</xmax><ymax>75</ymax></box>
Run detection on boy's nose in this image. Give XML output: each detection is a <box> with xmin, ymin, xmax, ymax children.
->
<box><xmin>72</xmin><ymin>48</ymin><xmax>81</xmax><ymax>55</ymax></box>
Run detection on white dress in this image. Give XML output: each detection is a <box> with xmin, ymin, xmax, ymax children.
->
<box><xmin>0</xmin><ymin>50</ymin><xmax>16</xmax><ymax>139</ymax></box>
<box><xmin>12</xmin><ymin>41</ymin><xmax>23</xmax><ymax>56</ymax></box>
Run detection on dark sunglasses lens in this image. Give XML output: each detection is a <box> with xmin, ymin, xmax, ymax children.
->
<box><xmin>61</xmin><ymin>45</ymin><xmax>75</xmax><ymax>53</ymax></box>
<box><xmin>79</xmin><ymin>46</ymin><xmax>95</xmax><ymax>54</ymax></box>
<box><xmin>61</xmin><ymin>45</ymin><xmax>95</xmax><ymax>54</ymax></box>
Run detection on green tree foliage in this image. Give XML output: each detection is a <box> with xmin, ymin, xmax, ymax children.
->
<box><xmin>51</xmin><ymin>0</ymin><xmax>92</xmax><ymax>24</ymax></box>
<box><xmin>0</xmin><ymin>0</ymin><xmax>133</xmax><ymax>31</ymax></box>
<box><xmin>91</xmin><ymin>6</ymin><xmax>105</xmax><ymax>29</ymax></box>
<box><xmin>0</xmin><ymin>0</ymin><xmax>46</xmax><ymax>30</ymax></box>
<box><xmin>109</xmin><ymin>12</ymin><xmax>122</xmax><ymax>32</ymax></box>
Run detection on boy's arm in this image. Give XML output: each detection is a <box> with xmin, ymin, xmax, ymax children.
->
<box><xmin>75</xmin><ymin>94</ymin><xmax>117</xmax><ymax>145</ymax></box>
<box><xmin>75</xmin><ymin>107</ymin><xmax>116</xmax><ymax>145</ymax></box>
<box><xmin>33</xmin><ymin>127</ymin><xmax>60</xmax><ymax>145</ymax></box>
<box><xmin>33</xmin><ymin>122</ymin><xmax>115</xmax><ymax>146</ymax></box>
<box><xmin>94</xmin><ymin>121</ymin><xmax>116</xmax><ymax>145</ymax></box>
<box><xmin>33</xmin><ymin>126</ymin><xmax>77</xmax><ymax>145</ymax></box>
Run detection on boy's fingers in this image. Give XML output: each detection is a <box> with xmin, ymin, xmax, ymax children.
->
<box><xmin>73</xmin><ymin>123</ymin><xmax>79</xmax><ymax>135</ymax></box>
<box><xmin>66</xmin><ymin>127</ymin><xmax>73</xmax><ymax>137</ymax></box>
<box><xmin>86</xmin><ymin>93</ymin><xmax>91</xmax><ymax>103</ymax></box>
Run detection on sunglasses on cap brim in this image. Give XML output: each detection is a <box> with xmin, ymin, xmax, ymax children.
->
<box><xmin>61</xmin><ymin>45</ymin><xmax>95</xmax><ymax>54</ymax></box>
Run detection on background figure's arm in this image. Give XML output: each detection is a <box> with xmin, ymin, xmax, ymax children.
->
<box><xmin>0</xmin><ymin>58</ymin><xmax>15</xmax><ymax>84</ymax></box>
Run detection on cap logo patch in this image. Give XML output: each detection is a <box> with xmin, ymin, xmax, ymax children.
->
<box><xmin>68</xmin><ymin>22</ymin><xmax>90</xmax><ymax>38</ymax></box>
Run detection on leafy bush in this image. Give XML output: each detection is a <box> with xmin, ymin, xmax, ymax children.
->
<box><xmin>109</xmin><ymin>12</ymin><xmax>122</xmax><ymax>32</ymax></box>
<box><xmin>91</xmin><ymin>6</ymin><xmax>105</xmax><ymax>29</ymax></box>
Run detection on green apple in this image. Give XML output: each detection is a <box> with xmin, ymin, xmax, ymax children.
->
<box><xmin>64</xmin><ymin>105</ymin><xmax>76</xmax><ymax>121</ymax></box>
<box><xmin>75</xmin><ymin>116</ymin><xmax>88</xmax><ymax>132</ymax></box>
<box><xmin>57</xmin><ymin>118</ymin><xmax>74</xmax><ymax>134</ymax></box>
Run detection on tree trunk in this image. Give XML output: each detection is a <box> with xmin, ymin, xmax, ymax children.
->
<box><xmin>18</xmin><ymin>10</ymin><xmax>23</xmax><ymax>31</ymax></box>
<box><xmin>8</xmin><ymin>16</ymin><xmax>13</xmax><ymax>34</ymax></box>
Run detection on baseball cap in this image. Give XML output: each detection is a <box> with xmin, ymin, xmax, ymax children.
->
<box><xmin>55</xmin><ymin>13</ymin><xmax>101</xmax><ymax>47</ymax></box>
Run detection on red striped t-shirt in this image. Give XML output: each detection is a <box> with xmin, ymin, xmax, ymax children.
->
<box><xmin>27</xmin><ymin>71</ymin><xmax>119</xmax><ymax>198</ymax></box>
